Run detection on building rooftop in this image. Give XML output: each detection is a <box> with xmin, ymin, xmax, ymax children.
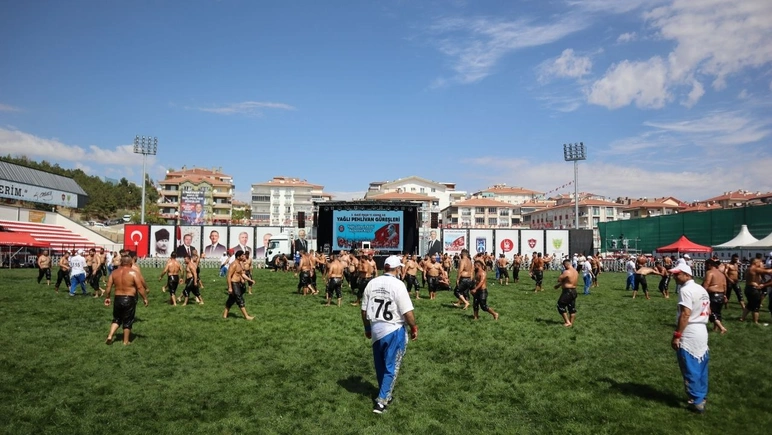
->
<box><xmin>166</xmin><ymin>166</ymin><xmax>232</xmax><ymax>178</ymax></box>
<box><xmin>252</xmin><ymin>176</ymin><xmax>323</xmax><ymax>189</ymax></box>
<box><xmin>0</xmin><ymin>160</ymin><xmax>87</xmax><ymax>195</ymax></box>
<box><xmin>369</xmin><ymin>192</ymin><xmax>438</xmax><ymax>202</ymax></box>
<box><xmin>449</xmin><ymin>198</ymin><xmax>516</xmax><ymax>208</ymax></box>
<box><xmin>159</xmin><ymin>176</ymin><xmax>232</xmax><ymax>187</ymax></box>
<box><xmin>479</xmin><ymin>185</ymin><xmax>542</xmax><ymax>195</ymax></box>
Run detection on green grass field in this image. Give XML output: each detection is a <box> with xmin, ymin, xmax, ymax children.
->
<box><xmin>1</xmin><ymin>267</ymin><xmax>770</xmax><ymax>435</ymax></box>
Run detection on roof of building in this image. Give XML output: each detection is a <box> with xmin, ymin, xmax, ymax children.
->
<box><xmin>680</xmin><ymin>203</ymin><xmax>723</xmax><ymax>213</ymax></box>
<box><xmin>379</xmin><ymin>175</ymin><xmax>448</xmax><ymax>189</ymax></box>
<box><xmin>519</xmin><ymin>201</ymin><xmax>555</xmax><ymax>208</ymax></box>
<box><xmin>159</xmin><ymin>176</ymin><xmax>233</xmax><ymax>187</ymax></box>
<box><xmin>701</xmin><ymin>190</ymin><xmax>772</xmax><ymax>203</ymax></box>
<box><xmin>620</xmin><ymin>198</ymin><xmax>686</xmax><ymax>211</ymax></box>
<box><xmin>447</xmin><ymin>198</ymin><xmax>516</xmax><ymax>208</ymax></box>
<box><xmin>0</xmin><ymin>160</ymin><xmax>87</xmax><ymax>196</ymax></box>
<box><xmin>523</xmin><ymin>198</ymin><xmax>620</xmax><ymax>214</ymax></box>
<box><xmin>479</xmin><ymin>185</ymin><xmax>542</xmax><ymax>195</ymax></box>
<box><xmin>165</xmin><ymin>167</ymin><xmax>232</xmax><ymax>178</ymax></box>
<box><xmin>369</xmin><ymin>192</ymin><xmax>438</xmax><ymax>202</ymax></box>
<box><xmin>252</xmin><ymin>176</ymin><xmax>323</xmax><ymax>189</ymax></box>
<box><xmin>232</xmin><ymin>200</ymin><xmax>248</xmax><ymax>207</ymax></box>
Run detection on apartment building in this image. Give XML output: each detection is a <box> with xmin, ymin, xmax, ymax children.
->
<box><xmin>250</xmin><ymin>176</ymin><xmax>331</xmax><ymax>226</ymax></box>
<box><xmin>157</xmin><ymin>167</ymin><xmax>234</xmax><ymax>225</ymax></box>
<box><xmin>471</xmin><ymin>184</ymin><xmax>542</xmax><ymax>205</ymax></box>
<box><xmin>440</xmin><ymin>198</ymin><xmax>517</xmax><ymax>228</ymax></box>
<box><xmin>364</xmin><ymin>176</ymin><xmax>466</xmax><ymax>211</ymax></box>
<box><xmin>618</xmin><ymin>196</ymin><xmax>686</xmax><ymax>219</ymax></box>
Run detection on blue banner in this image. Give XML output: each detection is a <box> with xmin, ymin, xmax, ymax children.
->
<box><xmin>333</xmin><ymin>210</ymin><xmax>403</xmax><ymax>251</ymax></box>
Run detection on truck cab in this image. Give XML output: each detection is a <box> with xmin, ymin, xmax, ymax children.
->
<box><xmin>265</xmin><ymin>234</ymin><xmax>292</xmax><ymax>269</ymax></box>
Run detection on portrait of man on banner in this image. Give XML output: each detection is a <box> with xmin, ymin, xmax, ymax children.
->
<box><xmin>180</xmin><ymin>191</ymin><xmax>206</xmax><ymax>225</ymax></box>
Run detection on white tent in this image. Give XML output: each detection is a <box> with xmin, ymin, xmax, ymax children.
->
<box><xmin>712</xmin><ymin>225</ymin><xmax>759</xmax><ymax>248</ymax></box>
<box><xmin>741</xmin><ymin>231</ymin><xmax>772</xmax><ymax>249</ymax></box>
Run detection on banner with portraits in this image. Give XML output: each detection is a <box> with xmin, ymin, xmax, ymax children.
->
<box><xmin>176</xmin><ymin>226</ymin><xmax>202</xmax><ymax>258</ymax></box>
<box><xmin>545</xmin><ymin>230</ymin><xmax>569</xmax><ymax>260</ymax></box>
<box><xmin>442</xmin><ymin>229</ymin><xmax>467</xmax><ymax>255</ymax></box>
<box><xmin>520</xmin><ymin>230</ymin><xmax>545</xmax><ymax>256</ymax></box>
<box><xmin>228</xmin><ymin>226</ymin><xmax>254</xmax><ymax>257</ymax></box>
<box><xmin>255</xmin><ymin>227</ymin><xmax>281</xmax><ymax>259</ymax></box>
<box><xmin>469</xmin><ymin>229</ymin><xmax>493</xmax><ymax>255</ymax></box>
<box><xmin>150</xmin><ymin>225</ymin><xmax>174</xmax><ymax>258</ymax></box>
<box><xmin>202</xmin><ymin>226</ymin><xmax>228</xmax><ymax>258</ymax></box>
<box><xmin>494</xmin><ymin>230</ymin><xmax>519</xmax><ymax>259</ymax></box>
<box><xmin>180</xmin><ymin>191</ymin><xmax>206</xmax><ymax>225</ymax></box>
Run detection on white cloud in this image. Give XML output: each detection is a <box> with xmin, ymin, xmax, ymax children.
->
<box><xmin>616</xmin><ymin>32</ymin><xmax>637</xmax><ymax>43</ymax></box>
<box><xmin>588</xmin><ymin>0</ymin><xmax>772</xmax><ymax>109</ymax></box>
<box><xmin>566</xmin><ymin>0</ymin><xmax>659</xmax><ymax>14</ymax></box>
<box><xmin>188</xmin><ymin>101</ymin><xmax>296</xmax><ymax>116</ymax></box>
<box><xmin>682</xmin><ymin>79</ymin><xmax>704</xmax><ymax>108</ymax></box>
<box><xmin>428</xmin><ymin>15</ymin><xmax>588</xmax><ymax>84</ymax></box>
<box><xmin>587</xmin><ymin>57</ymin><xmax>671</xmax><ymax>109</ymax></box>
<box><xmin>644</xmin><ymin>110</ymin><xmax>771</xmax><ymax>147</ymax></box>
<box><xmin>737</xmin><ymin>89</ymin><xmax>750</xmax><ymax>99</ymax></box>
<box><xmin>0</xmin><ymin>127</ymin><xmax>150</xmax><ymax>166</ymax></box>
<box><xmin>538</xmin><ymin>49</ymin><xmax>593</xmax><ymax>82</ymax></box>
<box><xmin>0</xmin><ymin>103</ymin><xmax>23</xmax><ymax>113</ymax></box>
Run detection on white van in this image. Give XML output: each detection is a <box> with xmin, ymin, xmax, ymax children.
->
<box><xmin>122</xmin><ymin>215</ymin><xmax>132</xmax><ymax>223</ymax></box>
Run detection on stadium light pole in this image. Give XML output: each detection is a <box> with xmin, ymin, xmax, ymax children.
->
<box><xmin>563</xmin><ymin>142</ymin><xmax>587</xmax><ymax>230</ymax></box>
<box><xmin>134</xmin><ymin>135</ymin><xmax>158</xmax><ymax>224</ymax></box>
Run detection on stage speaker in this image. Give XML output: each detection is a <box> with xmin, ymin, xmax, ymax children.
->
<box><xmin>430</xmin><ymin>212</ymin><xmax>439</xmax><ymax>229</ymax></box>
<box><xmin>298</xmin><ymin>211</ymin><xmax>305</xmax><ymax>228</ymax></box>
<box><xmin>312</xmin><ymin>212</ymin><xmax>318</xmax><ymax>228</ymax></box>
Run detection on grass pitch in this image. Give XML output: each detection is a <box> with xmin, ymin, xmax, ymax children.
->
<box><xmin>1</xmin><ymin>267</ymin><xmax>770</xmax><ymax>435</ymax></box>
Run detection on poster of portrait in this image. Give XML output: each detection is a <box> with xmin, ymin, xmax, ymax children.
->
<box><xmin>442</xmin><ymin>229</ymin><xmax>467</xmax><ymax>255</ymax></box>
<box><xmin>494</xmin><ymin>230</ymin><xmax>519</xmax><ymax>259</ymax></box>
<box><xmin>201</xmin><ymin>226</ymin><xmax>228</xmax><ymax>258</ymax></box>
<box><xmin>469</xmin><ymin>229</ymin><xmax>493</xmax><ymax>255</ymax></box>
<box><xmin>520</xmin><ymin>230</ymin><xmax>545</xmax><ymax>256</ymax></box>
<box><xmin>545</xmin><ymin>230</ymin><xmax>569</xmax><ymax>260</ymax></box>
<box><xmin>149</xmin><ymin>225</ymin><xmax>174</xmax><ymax>257</ymax></box>
<box><xmin>255</xmin><ymin>227</ymin><xmax>281</xmax><ymax>259</ymax></box>
<box><xmin>228</xmin><ymin>226</ymin><xmax>254</xmax><ymax>256</ymax></box>
<box><xmin>175</xmin><ymin>226</ymin><xmax>202</xmax><ymax>258</ymax></box>
<box><xmin>180</xmin><ymin>191</ymin><xmax>206</xmax><ymax>225</ymax></box>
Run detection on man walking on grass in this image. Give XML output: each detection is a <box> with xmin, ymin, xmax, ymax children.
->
<box><xmin>472</xmin><ymin>260</ymin><xmax>499</xmax><ymax>320</ymax></box>
<box><xmin>361</xmin><ymin>255</ymin><xmax>417</xmax><ymax>414</ymax></box>
<box><xmin>554</xmin><ymin>259</ymin><xmax>578</xmax><ymax>327</ymax></box>
<box><xmin>223</xmin><ymin>250</ymin><xmax>255</xmax><ymax>321</ymax></box>
<box><xmin>69</xmin><ymin>249</ymin><xmax>88</xmax><ymax>296</ymax></box>
<box><xmin>104</xmin><ymin>255</ymin><xmax>149</xmax><ymax>345</ymax></box>
<box><xmin>669</xmin><ymin>262</ymin><xmax>709</xmax><ymax>413</ymax></box>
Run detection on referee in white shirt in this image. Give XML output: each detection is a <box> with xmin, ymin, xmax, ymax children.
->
<box><xmin>361</xmin><ymin>255</ymin><xmax>418</xmax><ymax>414</ymax></box>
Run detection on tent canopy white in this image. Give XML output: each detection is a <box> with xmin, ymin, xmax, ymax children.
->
<box><xmin>741</xmin><ymin>231</ymin><xmax>772</xmax><ymax>249</ymax></box>
<box><xmin>712</xmin><ymin>225</ymin><xmax>759</xmax><ymax>248</ymax></box>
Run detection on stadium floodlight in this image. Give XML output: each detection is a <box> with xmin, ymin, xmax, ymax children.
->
<box><xmin>133</xmin><ymin>135</ymin><xmax>158</xmax><ymax>224</ymax></box>
<box><xmin>563</xmin><ymin>142</ymin><xmax>587</xmax><ymax>230</ymax></box>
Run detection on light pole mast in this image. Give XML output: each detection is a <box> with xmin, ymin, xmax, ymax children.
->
<box><xmin>563</xmin><ymin>142</ymin><xmax>587</xmax><ymax>229</ymax></box>
<box><xmin>133</xmin><ymin>135</ymin><xmax>158</xmax><ymax>224</ymax></box>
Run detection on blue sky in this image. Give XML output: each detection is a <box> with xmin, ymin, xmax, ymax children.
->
<box><xmin>1</xmin><ymin>0</ymin><xmax>771</xmax><ymax>203</ymax></box>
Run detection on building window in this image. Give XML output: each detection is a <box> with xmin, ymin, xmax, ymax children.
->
<box><xmin>273</xmin><ymin>206</ymin><xmax>279</xmax><ymax>213</ymax></box>
<box><xmin>488</xmin><ymin>218</ymin><xmax>497</xmax><ymax>225</ymax></box>
<box><xmin>420</xmin><ymin>187</ymin><xmax>425</xmax><ymax>193</ymax></box>
<box><xmin>431</xmin><ymin>188</ymin><xmax>436</xmax><ymax>192</ymax></box>
<box><xmin>606</xmin><ymin>207</ymin><xmax>614</xmax><ymax>215</ymax></box>
<box><xmin>593</xmin><ymin>207</ymin><xmax>600</xmax><ymax>216</ymax></box>
<box><xmin>475</xmin><ymin>217</ymin><xmax>485</xmax><ymax>225</ymax></box>
<box><xmin>593</xmin><ymin>217</ymin><xmax>600</xmax><ymax>226</ymax></box>
<box><xmin>285</xmin><ymin>206</ymin><xmax>291</xmax><ymax>213</ymax></box>
<box><xmin>475</xmin><ymin>207</ymin><xmax>485</xmax><ymax>213</ymax></box>
<box><xmin>488</xmin><ymin>207</ymin><xmax>496</xmax><ymax>213</ymax></box>
<box><xmin>252</xmin><ymin>195</ymin><xmax>270</xmax><ymax>202</ymax></box>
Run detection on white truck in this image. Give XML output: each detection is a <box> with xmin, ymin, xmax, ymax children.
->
<box><xmin>264</xmin><ymin>233</ymin><xmax>316</xmax><ymax>268</ymax></box>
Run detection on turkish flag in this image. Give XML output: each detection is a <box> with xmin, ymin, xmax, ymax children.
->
<box><xmin>124</xmin><ymin>225</ymin><xmax>149</xmax><ymax>258</ymax></box>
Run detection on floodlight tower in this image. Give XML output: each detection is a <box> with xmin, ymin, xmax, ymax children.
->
<box><xmin>133</xmin><ymin>135</ymin><xmax>158</xmax><ymax>224</ymax></box>
<box><xmin>563</xmin><ymin>142</ymin><xmax>587</xmax><ymax>230</ymax></box>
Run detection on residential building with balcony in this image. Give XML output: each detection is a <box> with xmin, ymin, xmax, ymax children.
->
<box><xmin>250</xmin><ymin>176</ymin><xmax>331</xmax><ymax>227</ymax></box>
<box><xmin>367</xmin><ymin>191</ymin><xmax>439</xmax><ymax>228</ymax></box>
<box><xmin>617</xmin><ymin>196</ymin><xmax>686</xmax><ymax>219</ymax></box>
<box><xmin>471</xmin><ymin>184</ymin><xmax>542</xmax><ymax>205</ymax></box>
<box><xmin>364</xmin><ymin>176</ymin><xmax>466</xmax><ymax>211</ymax></box>
<box><xmin>523</xmin><ymin>198</ymin><xmax>623</xmax><ymax>248</ymax></box>
<box><xmin>440</xmin><ymin>198</ymin><xmax>517</xmax><ymax>228</ymax></box>
<box><xmin>157</xmin><ymin>167</ymin><xmax>234</xmax><ymax>225</ymax></box>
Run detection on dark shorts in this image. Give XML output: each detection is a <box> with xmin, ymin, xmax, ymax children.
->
<box><xmin>55</xmin><ymin>269</ymin><xmax>71</xmax><ymax>288</ymax></box>
<box><xmin>498</xmin><ymin>267</ymin><xmax>509</xmax><ymax>279</ymax></box>
<box><xmin>183</xmin><ymin>278</ymin><xmax>200</xmax><ymax>298</ymax></box>
<box><xmin>658</xmin><ymin>275</ymin><xmax>670</xmax><ymax>292</ymax></box>
<box><xmin>37</xmin><ymin>267</ymin><xmax>51</xmax><ymax>282</ymax></box>
<box><xmin>557</xmin><ymin>288</ymin><xmax>577</xmax><ymax>314</ymax></box>
<box><xmin>167</xmin><ymin>275</ymin><xmax>179</xmax><ymax>294</ymax></box>
<box><xmin>357</xmin><ymin>275</ymin><xmax>372</xmax><ymax>299</ymax></box>
<box><xmin>427</xmin><ymin>276</ymin><xmax>439</xmax><ymax>292</ymax></box>
<box><xmin>327</xmin><ymin>277</ymin><xmax>342</xmax><ymax>299</ymax></box>
<box><xmin>745</xmin><ymin>286</ymin><xmax>762</xmax><ymax>313</ymax></box>
<box><xmin>709</xmin><ymin>292</ymin><xmax>725</xmax><ymax>322</ymax></box>
<box><xmin>634</xmin><ymin>274</ymin><xmax>648</xmax><ymax>292</ymax></box>
<box><xmin>90</xmin><ymin>269</ymin><xmax>103</xmax><ymax>290</ymax></box>
<box><xmin>473</xmin><ymin>289</ymin><xmax>489</xmax><ymax>312</ymax></box>
<box><xmin>512</xmin><ymin>266</ymin><xmax>520</xmax><ymax>278</ymax></box>
<box><xmin>299</xmin><ymin>271</ymin><xmax>313</xmax><ymax>287</ymax></box>
<box><xmin>404</xmin><ymin>274</ymin><xmax>419</xmax><ymax>291</ymax></box>
<box><xmin>226</xmin><ymin>282</ymin><xmax>246</xmax><ymax>309</ymax></box>
<box><xmin>533</xmin><ymin>270</ymin><xmax>543</xmax><ymax>286</ymax></box>
<box><xmin>591</xmin><ymin>268</ymin><xmax>599</xmax><ymax>279</ymax></box>
<box><xmin>726</xmin><ymin>281</ymin><xmax>743</xmax><ymax>302</ymax></box>
<box><xmin>112</xmin><ymin>295</ymin><xmax>137</xmax><ymax>329</ymax></box>
<box><xmin>455</xmin><ymin>277</ymin><xmax>474</xmax><ymax>299</ymax></box>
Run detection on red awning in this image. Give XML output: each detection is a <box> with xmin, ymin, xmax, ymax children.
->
<box><xmin>0</xmin><ymin>232</ymin><xmax>48</xmax><ymax>247</ymax></box>
<box><xmin>655</xmin><ymin>235</ymin><xmax>712</xmax><ymax>253</ymax></box>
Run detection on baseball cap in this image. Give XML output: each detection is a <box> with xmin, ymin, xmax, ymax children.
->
<box><xmin>384</xmin><ymin>255</ymin><xmax>404</xmax><ymax>269</ymax></box>
<box><xmin>669</xmin><ymin>263</ymin><xmax>693</xmax><ymax>276</ymax></box>
<box><xmin>77</xmin><ymin>249</ymin><xmax>85</xmax><ymax>255</ymax></box>
<box><xmin>683</xmin><ymin>254</ymin><xmax>691</xmax><ymax>260</ymax></box>
<box><xmin>768</xmin><ymin>251</ymin><xmax>772</xmax><ymax>257</ymax></box>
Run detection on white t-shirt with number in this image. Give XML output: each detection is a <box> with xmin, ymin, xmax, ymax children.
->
<box><xmin>676</xmin><ymin>279</ymin><xmax>710</xmax><ymax>360</ymax></box>
<box><xmin>361</xmin><ymin>273</ymin><xmax>414</xmax><ymax>342</ymax></box>
<box><xmin>69</xmin><ymin>254</ymin><xmax>86</xmax><ymax>277</ymax></box>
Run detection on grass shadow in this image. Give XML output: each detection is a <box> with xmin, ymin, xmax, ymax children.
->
<box><xmin>337</xmin><ymin>375</ymin><xmax>376</xmax><ymax>399</ymax></box>
<box><xmin>534</xmin><ymin>317</ymin><xmax>563</xmax><ymax>325</ymax></box>
<box><xmin>598</xmin><ymin>377</ymin><xmax>682</xmax><ymax>409</ymax></box>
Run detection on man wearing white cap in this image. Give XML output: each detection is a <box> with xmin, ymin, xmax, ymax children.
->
<box><xmin>669</xmin><ymin>262</ymin><xmax>710</xmax><ymax>413</ymax></box>
<box><xmin>68</xmin><ymin>249</ymin><xmax>89</xmax><ymax>296</ymax></box>
<box><xmin>360</xmin><ymin>255</ymin><xmax>418</xmax><ymax>414</ymax></box>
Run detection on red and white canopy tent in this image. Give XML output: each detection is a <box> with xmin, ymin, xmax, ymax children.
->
<box><xmin>0</xmin><ymin>232</ymin><xmax>49</xmax><ymax>268</ymax></box>
<box><xmin>655</xmin><ymin>235</ymin><xmax>712</xmax><ymax>254</ymax></box>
